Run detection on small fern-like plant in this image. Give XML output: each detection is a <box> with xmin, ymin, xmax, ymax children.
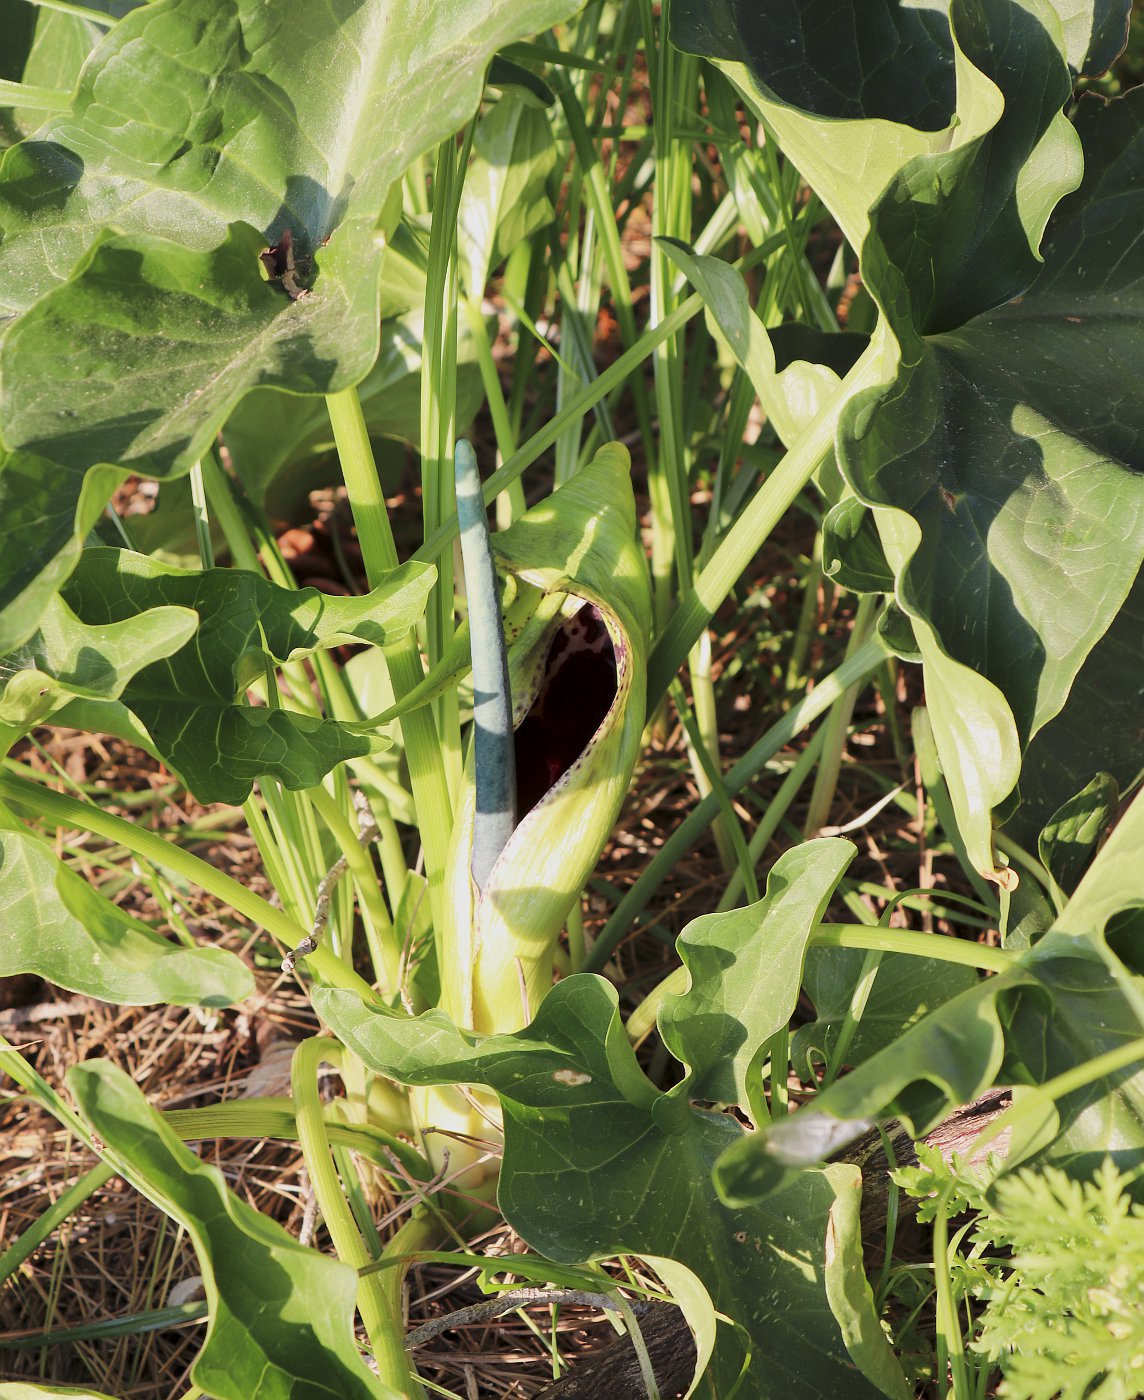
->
<box><xmin>972</xmin><ymin>1160</ymin><xmax>1144</xmax><ymax>1400</ymax></box>
<box><xmin>893</xmin><ymin>1151</ymin><xmax>1144</xmax><ymax>1400</ymax></box>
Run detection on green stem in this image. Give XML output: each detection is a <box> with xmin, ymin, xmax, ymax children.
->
<box><xmin>715</xmin><ymin>725</ymin><xmax>828</xmax><ymax>912</ymax></box>
<box><xmin>933</xmin><ymin>1187</ymin><xmax>970</xmax><ymax>1399</ymax></box>
<box><xmin>0</xmin><ymin>771</ymin><xmax>371</xmax><ymax>996</ymax></box>
<box><xmin>785</xmin><ymin>534</ymin><xmax>823</xmax><ymax>691</ymax></box>
<box><xmin>412</xmin><ymin>230</ymin><xmax>798</xmax><ymax>571</ymax></box>
<box><xmin>292</xmin><ymin>1038</ymin><xmax>423</xmax><ymax>1396</ymax></box>
<box><xmin>376</xmin><ymin>1207</ymin><xmax>444</xmax><ymax>1354</ymax></box>
<box><xmin>326</xmin><ymin>387</ymin><xmax>452</xmax><ymax>929</ymax></box>
<box><xmin>671</xmin><ymin>677</ymin><xmax>754</xmax><ymax>896</ymax></box>
<box><xmin>803</xmin><ymin>594</ymin><xmax>878</xmax><ymax>834</ymax></box>
<box><xmin>585</xmin><ymin>637</ymin><xmax>889</xmax><ymax>971</ymax></box>
<box><xmin>188</xmin><ymin>460</ymin><xmax>214</xmax><ymax>569</ymax></box>
<box><xmin>969</xmin><ymin>1035</ymin><xmax>1144</xmax><ymax>1163</ymax></box>
<box><xmin>199</xmin><ymin>453</ymin><xmax>261</xmax><ymax>573</ymax></box>
<box><xmin>625</xmin><ymin>922</ymin><xmax>1014</xmax><ymax>1046</ymax></box>
<box><xmin>17</xmin><ymin>0</ymin><xmax>112</xmax><ymax>24</ymax></box>
<box><xmin>808</xmin><ymin>924</ymin><xmax>1013</xmax><ymax>973</ymax></box>
<box><xmin>646</xmin><ymin>336</ymin><xmax>884</xmax><ymax>709</ymax></box>
<box><xmin>306</xmin><ymin>782</ymin><xmax>399</xmax><ymax>995</ymax></box>
<box><xmin>164</xmin><ymin>1099</ymin><xmax>424</xmax><ymax>1176</ymax></box>
<box><xmin>414</xmin><ymin>292</ymin><xmax>702</xmax><ymax>564</ymax></box>
<box><xmin>0</xmin><ymin>1035</ymin><xmax>107</xmax><ymax>1160</ymax></box>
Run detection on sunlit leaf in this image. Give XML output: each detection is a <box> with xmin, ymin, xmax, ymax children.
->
<box><xmin>0</xmin><ymin>0</ymin><xmax>583</xmax><ymax>645</ymax></box>
<box><xmin>659</xmin><ymin>838</ymin><xmax>855</xmax><ymax>1109</ymax></box>
<box><xmin>459</xmin><ymin>93</ymin><xmax>556</xmax><ymax>296</ymax></box>
<box><xmin>0</xmin><ymin>823</ymin><xmax>252</xmax><ymax>1006</ymax></box>
<box><xmin>68</xmin><ymin>1060</ymin><xmax>398</xmax><ymax>1400</ymax></box>
<box><xmin>0</xmin><ymin>593</ymin><xmax>195</xmax><ymax>739</ymax></box>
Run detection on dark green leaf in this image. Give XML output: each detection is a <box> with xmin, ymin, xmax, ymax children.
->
<box><xmin>715</xmin><ymin>792</ymin><xmax>1144</xmax><ymax>1205</ymax></box>
<box><xmin>821</xmin><ymin>498</ymin><xmax>894</xmax><ymax>594</ymax></box>
<box><xmin>0</xmin><ymin>593</ymin><xmax>196</xmax><ymax>737</ymax></box>
<box><xmin>68</xmin><ymin>1060</ymin><xmax>398</xmax><ymax>1400</ymax></box>
<box><xmin>0</xmin><ymin>824</ymin><xmax>252</xmax><ymax>1006</ymax></box>
<box><xmin>58</xmin><ymin>548</ymin><xmax>433</xmax><ymax>803</ymax></box>
<box><xmin>1058</xmin><ymin>0</ymin><xmax>1134</xmax><ymax>74</ymax></box>
<box><xmin>672</xmin><ymin>1</ymin><xmax>956</xmax><ymax>128</ymax></box>
<box><xmin>839</xmin><ymin>87</ymin><xmax>1144</xmax><ymax>865</ymax></box>
<box><xmin>791</xmin><ymin>947</ymin><xmax>979</xmax><ymax>1076</ymax></box>
<box><xmin>486</xmin><ymin>54</ymin><xmax>556</xmax><ymax>108</ymax></box>
<box><xmin>1010</xmin><ymin>566</ymin><xmax>1144</xmax><ymax>845</ymax></box>
<box><xmin>315</xmin><ymin>976</ymin><xmax>887</xmax><ymax>1397</ymax></box>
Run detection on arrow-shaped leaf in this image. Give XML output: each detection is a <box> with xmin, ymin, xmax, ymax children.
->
<box><xmin>56</xmin><ymin>548</ymin><xmax>433</xmax><ymax>803</ymax></box>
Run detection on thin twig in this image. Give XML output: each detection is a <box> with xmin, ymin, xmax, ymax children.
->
<box><xmin>282</xmin><ymin>790</ymin><xmax>379</xmax><ymax>973</ymax></box>
<box><xmin>404</xmin><ymin>1288</ymin><xmax>632</xmax><ymax>1347</ymax></box>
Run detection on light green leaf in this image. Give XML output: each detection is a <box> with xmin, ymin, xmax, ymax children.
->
<box><xmin>0</xmin><ymin>1386</ymin><xmax>117</xmax><ymax>1400</ymax></box>
<box><xmin>824</xmin><ymin>1170</ymin><xmax>912</xmax><ymax>1400</ymax></box>
<box><xmin>657</xmin><ymin>238</ymin><xmax>843</xmax><ymax>445</ymax></box>
<box><xmin>459</xmin><ymin>93</ymin><xmax>557</xmax><ymax>296</ymax></box>
<box><xmin>0</xmin><ymin>0</ymin><xmax>583</xmax><ymax>645</ymax></box>
<box><xmin>56</xmin><ymin>548</ymin><xmax>434</xmax><ymax>803</ymax></box>
<box><xmin>1038</xmin><ymin>772</ymin><xmax>1119</xmax><ymax>896</ymax></box>
<box><xmin>68</xmin><ymin>1060</ymin><xmax>398</xmax><ymax>1400</ymax></box>
<box><xmin>0</xmin><ymin>592</ymin><xmax>196</xmax><ymax>735</ymax></box>
<box><xmin>315</xmin><ymin>976</ymin><xmax>887</xmax><ymax>1397</ymax></box>
<box><xmin>715</xmin><ymin>793</ymin><xmax>1144</xmax><ymax>1205</ymax></box>
<box><xmin>0</xmin><ymin>824</ymin><xmax>252</xmax><ymax>1006</ymax></box>
<box><xmin>659</xmin><ymin>838</ymin><xmax>855</xmax><ymax>1109</ymax></box>
<box><xmin>671</xmin><ymin>2</ymin><xmax>1140</xmax><ymax>879</ymax></box>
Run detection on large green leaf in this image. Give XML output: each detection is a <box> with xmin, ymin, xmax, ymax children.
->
<box><xmin>0</xmin><ymin>823</ymin><xmax>252</xmax><ymax>1006</ymax></box>
<box><xmin>314</xmin><ymin>971</ymin><xmax>896</xmax><ymax>1397</ymax></box>
<box><xmin>67</xmin><ymin>1060</ymin><xmax>398</xmax><ymax>1400</ymax></box>
<box><xmin>840</xmin><ymin>85</ymin><xmax>1144</xmax><ymax>873</ymax></box>
<box><xmin>672</xmin><ymin>0</ymin><xmax>957</xmax><ymax>253</ymax></box>
<box><xmin>0</xmin><ymin>0</ymin><xmax>582</xmax><ymax>646</ymax></box>
<box><xmin>715</xmin><ymin>791</ymin><xmax>1144</xmax><ymax>1206</ymax></box>
<box><xmin>673</xmin><ymin>1</ymin><xmax>1125</xmax><ymax>250</ymax></box>
<box><xmin>670</xmin><ymin>1</ymin><xmax>1144</xmax><ymax>879</ymax></box>
<box><xmin>55</xmin><ymin>548</ymin><xmax>433</xmax><ymax>803</ymax></box>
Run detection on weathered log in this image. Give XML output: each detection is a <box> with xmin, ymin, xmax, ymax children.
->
<box><xmin>535</xmin><ymin>1302</ymin><xmax>696</xmax><ymax>1399</ymax></box>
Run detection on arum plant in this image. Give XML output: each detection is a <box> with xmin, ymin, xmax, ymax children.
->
<box><xmin>442</xmin><ymin>439</ymin><xmax>650</xmax><ymax>1034</ymax></box>
<box><xmin>393</xmin><ymin>439</ymin><xmax>651</xmax><ymax>1189</ymax></box>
